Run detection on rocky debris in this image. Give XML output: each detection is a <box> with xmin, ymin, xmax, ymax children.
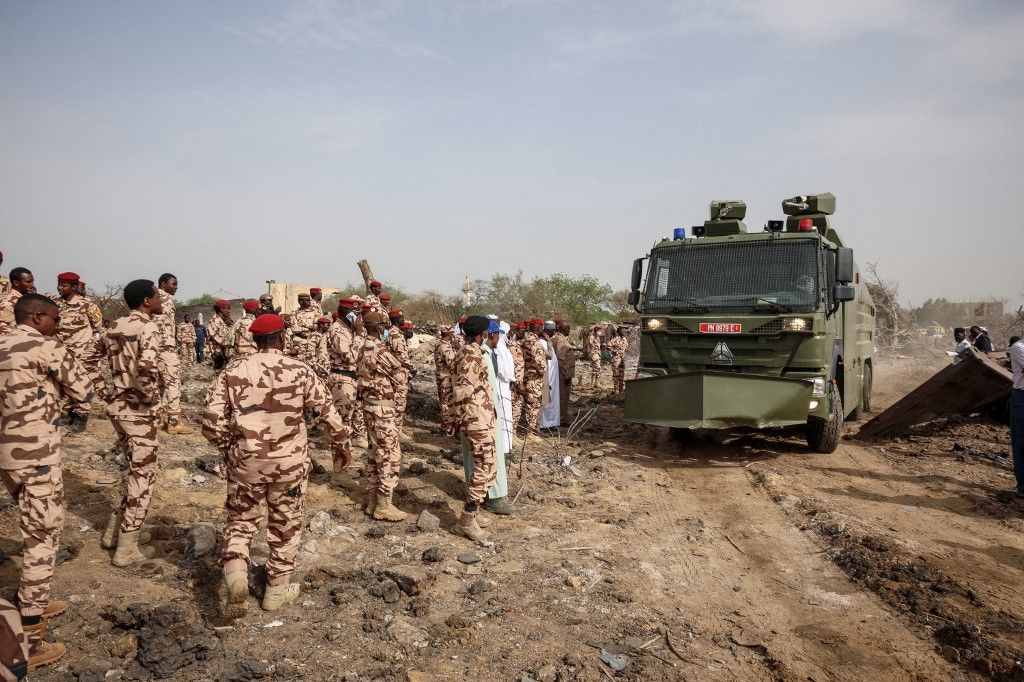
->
<box><xmin>415</xmin><ymin>510</ymin><xmax>440</xmax><ymax>532</ymax></box>
<box><xmin>377</xmin><ymin>565</ymin><xmax>431</xmax><ymax>596</ymax></box>
<box><xmin>56</xmin><ymin>537</ymin><xmax>83</xmax><ymax>565</ymax></box>
<box><xmin>105</xmin><ymin>602</ymin><xmax>220</xmax><ymax>678</ymax></box>
<box><xmin>110</xmin><ymin>633</ymin><xmax>138</xmax><ymax>658</ymax></box>
<box><xmin>467</xmin><ymin>579</ymin><xmax>494</xmax><ymax>596</ymax></box>
<box><xmin>186</xmin><ymin>523</ymin><xmax>218</xmax><ymax>559</ymax></box>
<box><xmin>421</xmin><ymin>547</ymin><xmax>445</xmax><ymax>563</ymax></box>
<box><xmin>365</xmin><ymin>526</ymin><xmax>388</xmax><ymax>539</ymax></box>
<box><xmin>194</xmin><ymin>455</ymin><xmax>224</xmax><ymax>477</ymax></box>
<box><xmin>387</xmin><ymin>617</ymin><xmax>430</xmax><ymax>648</ymax></box>
<box><xmin>307</xmin><ymin>510</ymin><xmax>352</xmax><ymax>538</ymax></box>
<box><xmin>408</xmin><ymin>460</ymin><xmax>427</xmax><ymax>475</ymax></box>
<box><xmin>219</xmin><ymin>656</ymin><xmax>270</xmax><ymax>681</ymax></box>
<box><xmin>457</xmin><ymin>553</ymin><xmax>481</xmax><ymax>565</ymax></box>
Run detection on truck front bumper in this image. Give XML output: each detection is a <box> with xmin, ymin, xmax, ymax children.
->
<box><xmin>624</xmin><ymin>370</ymin><xmax>814</xmax><ymax>430</ymax></box>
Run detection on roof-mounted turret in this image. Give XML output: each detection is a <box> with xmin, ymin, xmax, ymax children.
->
<box><xmin>782</xmin><ymin>192</ymin><xmax>834</xmax><ymax>233</ymax></box>
<box><xmin>697</xmin><ymin>200</ymin><xmax>747</xmax><ymax>237</ymax></box>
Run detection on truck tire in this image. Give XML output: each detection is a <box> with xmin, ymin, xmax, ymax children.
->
<box><xmin>862</xmin><ymin>363</ymin><xmax>872</xmax><ymax>413</ymax></box>
<box><xmin>806</xmin><ymin>382</ymin><xmax>843</xmax><ymax>453</ymax></box>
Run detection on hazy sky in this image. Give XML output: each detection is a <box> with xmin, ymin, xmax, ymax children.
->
<box><xmin>2</xmin><ymin>0</ymin><xmax>1022</xmax><ymax>307</ymax></box>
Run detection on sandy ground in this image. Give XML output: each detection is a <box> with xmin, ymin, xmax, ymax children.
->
<box><xmin>3</xmin><ymin>351</ymin><xmax>1023</xmax><ymax>681</ymax></box>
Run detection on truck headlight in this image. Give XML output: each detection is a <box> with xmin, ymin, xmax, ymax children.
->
<box><xmin>646</xmin><ymin>318</ymin><xmax>668</xmax><ymax>332</ymax></box>
<box><xmin>808</xmin><ymin>377</ymin><xmax>826</xmax><ymax>397</ymax></box>
<box><xmin>781</xmin><ymin>317</ymin><xmax>811</xmax><ymax>332</ymax></box>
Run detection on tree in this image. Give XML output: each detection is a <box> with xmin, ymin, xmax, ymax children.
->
<box><xmin>87</xmin><ymin>284</ymin><xmax>128</xmax><ymax>321</ymax></box>
<box><xmin>186</xmin><ymin>293</ymin><xmax>216</xmax><ymax>306</ymax></box>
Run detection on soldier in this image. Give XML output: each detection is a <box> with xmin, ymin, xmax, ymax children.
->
<box><xmin>507</xmin><ymin>323</ymin><xmax>526</xmax><ymax>427</ymax></box>
<box><xmin>519</xmin><ymin>319</ymin><xmax>547</xmax><ymax>434</ymax></box>
<box><xmin>0</xmin><ymin>268</ymin><xmax>35</xmax><ymax>337</ymax></box>
<box><xmin>309</xmin><ymin>288</ymin><xmax>325</xmax><ymax>318</ymax></box>
<box><xmin>434</xmin><ymin>326</ymin><xmax>457</xmax><ymax>427</ymax></box>
<box><xmin>288</xmin><ymin>292</ymin><xmax>318</xmax><ymax>363</ymax></box>
<box><xmin>608</xmin><ymin>326</ymin><xmax>629</xmax><ymax>394</ymax></box>
<box><xmin>357</xmin><ymin>312</ymin><xmax>408</xmax><ymax>522</ymax></box>
<box><xmin>450</xmin><ymin>315</ymin><xmax>497</xmax><ymax>541</ymax></box>
<box><xmin>101</xmin><ymin>279</ymin><xmax>164</xmax><ymax>567</ymax></box>
<box><xmin>386</xmin><ymin>309</ymin><xmax>416</xmax><ymax>439</ymax></box>
<box><xmin>1</xmin><ymin>293</ymin><xmax>94</xmax><ymax>671</ymax></box>
<box><xmin>54</xmin><ymin>272</ymin><xmax>105</xmax><ymax>432</ymax></box>
<box><xmin>202</xmin><ymin>314</ymin><xmax>350</xmax><ymax>617</ymax></box>
<box><xmin>1</xmin><ymin>597</ymin><xmax>29</xmax><ymax>678</ymax></box>
<box><xmin>258</xmin><ymin>293</ymin><xmax>278</xmax><ymax>317</ymax></box>
<box><xmin>378</xmin><ymin>292</ymin><xmax>392</xmax><ymax>314</ymax></box>
<box><xmin>0</xmin><ymin>251</ymin><xmax>7</xmax><ymax>299</ymax></box>
<box><xmin>364</xmin><ymin>280</ymin><xmax>383</xmax><ymax>312</ymax></box>
<box><xmin>207</xmin><ymin>300</ymin><xmax>233</xmax><ymax>369</ymax></box>
<box><xmin>154</xmin><ymin>273</ymin><xmax>190</xmax><ymax>434</ymax></box>
<box><xmin>326</xmin><ymin>299</ymin><xmax>368</xmax><ymax>490</ymax></box>
<box><xmin>233</xmin><ymin>300</ymin><xmax>260</xmax><ymax>358</ymax></box>
<box><xmin>176</xmin><ymin>314</ymin><xmax>197</xmax><ymax>367</ymax></box>
<box><xmin>552</xmin><ymin>321</ymin><xmax>577</xmax><ymax>423</ymax></box>
<box><xmin>311</xmin><ymin>317</ymin><xmax>331</xmax><ymax>382</ymax></box>
<box><xmin>584</xmin><ymin>325</ymin><xmax>603</xmax><ymax>388</ymax></box>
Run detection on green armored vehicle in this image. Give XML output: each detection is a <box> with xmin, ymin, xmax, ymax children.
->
<box><xmin>624</xmin><ymin>193</ymin><xmax>875</xmax><ymax>452</ymax></box>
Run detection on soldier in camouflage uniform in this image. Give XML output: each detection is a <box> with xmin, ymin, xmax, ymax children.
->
<box><xmin>357</xmin><ymin>312</ymin><xmax>407</xmax><ymax>522</ymax></box>
<box><xmin>207</xmin><ymin>300</ymin><xmax>233</xmax><ymax>369</ymax></box>
<box><xmin>0</xmin><ymin>251</ymin><xmax>7</xmax><ymax>300</ymax></box>
<box><xmin>176</xmin><ymin>315</ymin><xmax>197</xmax><ymax>366</ymax></box>
<box><xmin>584</xmin><ymin>325</ymin><xmax>603</xmax><ymax>388</ymax></box>
<box><xmin>309</xmin><ymin>288</ymin><xmax>324</xmax><ymax>318</ymax></box>
<box><xmin>202</xmin><ymin>313</ymin><xmax>351</xmax><ymax>617</ymax></box>
<box><xmin>288</xmin><ymin>292</ymin><xmax>318</xmax><ymax>363</ymax></box>
<box><xmin>155</xmin><ymin>274</ymin><xmax>191</xmax><ymax>433</ymax></box>
<box><xmin>0</xmin><ymin>268</ymin><xmax>35</xmax><ymax>337</ymax></box>
<box><xmin>101</xmin><ymin>279</ymin><xmax>164</xmax><ymax>567</ymax></box>
<box><xmin>1</xmin><ymin>293</ymin><xmax>95</xmax><ymax>671</ymax></box>
<box><xmin>507</xmin><ymin>323</ymin><xmax>526</xmax><ymax>427</ymax></box>
<box><xmin>310</xmin><ymin>317</ymin><xmax>331</xmax><ymax>381</ymax></box>
<box><xmin>450</xmin><ymin>316</ymin><xmax>497</xmax><ymax>542</ymax></box>
<box><xmin>552</xmin><ymin>321</ymin><xmax>577</xmax><ymax>423</ymax></box>
<box><xmin>608</xmin><ymin>326</ymin><xmax>628</xmax><ymax>394</ymax></box>
<box><xmin>385</xmin><ymin>309</ymin><xmax>416</xmax><ymax>438</ymax></box>
<box><xmin>433</xmin><ymin>326</ymin><xmax>457</xmax><ymax>426</ymax></box>
<box><xmin>364</xmin><ymin>281</ymin><xmax>383</xmax><ymax>312</ymax></box>
<box><xmin>519</xmin><ymin>319</ymin><xmax>548</xmax><ymax>434</ymax></box>
<box><xmin>233</xmin><ymin>300</ymin><xmax>260</xmax><ymax>359</ymax></box>
<box><xmin>326</xmin><ymin>299</ymin><xmax>367</xmax><ymax>491</ymax></box>
<box><xmin>53</xmin><ymin>272</ymin><xmax>105</xmax><ymax>431</ymax></box>
<box><xmin>0</xmin><ymin>597</ymin><xmax>29</xmax><ymax>679</ymax></box>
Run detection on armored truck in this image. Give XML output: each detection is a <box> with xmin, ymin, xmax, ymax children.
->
<box><xmin>623</xmin><ymin>193</ymin><xmax>875</xmax><ymax>452</ymax></box>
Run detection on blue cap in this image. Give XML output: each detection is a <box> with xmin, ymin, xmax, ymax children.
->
<box><xmin>487</xmin><ymin>320</ymin><xmax>504</xmax><ymax>334</ymax></box>
<box><xmin>673</xmin><ymin>227</ymin><xmax>686</xmax><ymax>240</ymax></box>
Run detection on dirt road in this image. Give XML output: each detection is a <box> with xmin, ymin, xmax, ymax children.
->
<box><xmin>4</xmin><ymin>354</ymin><xmax>1022</xmax><ymax>680</ymax></box>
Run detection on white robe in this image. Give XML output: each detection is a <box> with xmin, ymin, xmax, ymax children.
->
<box><xmin>494</xmin><ymin>323</ymin><xmax>515</xmax><ymax>453</ymax></box>
<box><xmin>539</xmin><ymin>338</ymin><xmax>561</xmax><ymax>428</ymax></box>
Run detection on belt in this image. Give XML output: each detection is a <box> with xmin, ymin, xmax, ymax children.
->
<box><xmin>330</xmin><ymin>369</ymin><xmax>357</xmax><ymax>378</ymax></box>
<box><xmin>365</xmin><ymin>398</ymin><xmax>395</xmax><ymax>407</ymax></box>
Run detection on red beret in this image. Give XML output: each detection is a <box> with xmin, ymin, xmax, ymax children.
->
<box><xmin>317</xmin><ymin>316</ymin><xmax>330</xmax><ymax>325</ymax></box>
<box><xmin>361</xmin><ymin>304</ymin><xmax>372</xmax><ymax>313</ymax></box>
<box><xmin>379</xmin><ymin>293</ymin><xmax>392</xmax><ymax>301</ymax></box>
<box><xmin>401</xmin><ymin>321</ymin><xmax>413</xmax><ymax>331</ymax></box>
<box><xmin>532</xmin><ymin>318</ymin><xmax>544</xmax><ymax>325</ymax></box>
<box><xmin>331</xmin><ymin>312</ymin><xmax>338</xmax><ymax>320</ymax></box>
<box><xmin>249</xmin><ymin>314</ymin><xmax>285</xmax><ymax>337</ymax></box>
<box><xmin>370</xmin><ymin>280</ymin><xmax>382</xmax><ymax>287</ymax></box>
<box><xmin>388</xmin><ymin>308</ymin><xmax>403</xmax><ymax>318</ymax></box>
<box><xmin>57</xmin><ymin>272</ymin><xmax>80</xmax><ymax>283</ymax></box>
<box><xmin>243</xmin><ymin>299</ymin><xmax>260</xmax><ymax>313</ymax></box>
<box><xmin>214</xmin><ymin>299</ymin><xmax>230</xmax><ymax>309</ymax></box>
<box><xmin>310</xmin><ymin>287</ymin><xmax>321</xmax><ymax>294</ymax></box>
<box><xmin>554</xmin><ymin>317</ymin><xmax>565</xmax><ymax>324</ymax></box>
<box><xmin>337</xmin><ymin>297</ymin><xmax>359</xmax><ymax>309</ymax></box>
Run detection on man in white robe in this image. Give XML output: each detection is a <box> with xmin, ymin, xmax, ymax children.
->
<box><xmin>539</xmin><ymin>321</ymin><xmax>561</xmax><ymax>428</ymax></box>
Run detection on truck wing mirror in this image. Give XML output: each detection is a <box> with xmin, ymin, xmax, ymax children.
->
<box><xmin>833</xmin><ymin>284</ymin><xmax>856</xmax><ymax>303</ymax></box>
<box><xmin>630</xmin><ymin>258</ymin><xmax>643</xmax><ymax>292</ymax></box>
<box><xmin>835</xmin><ymin>248</ymin><xmax>854</xmax><ymax>283</ymax></box>
<box><xmin>628</xmin><ymin>290</ymin><xmax>640</xmax><ymax>306</ymax></box>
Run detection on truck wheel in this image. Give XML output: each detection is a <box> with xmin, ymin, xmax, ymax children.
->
<box><xmin>806</xmin><ymin>382</ymin><xmax>843</xmax><ymax>453</ymax></box>
<box><xmin>861</xmin><ymin>363</ymin><xmax>872</xmax><ymax>413</ymax></box>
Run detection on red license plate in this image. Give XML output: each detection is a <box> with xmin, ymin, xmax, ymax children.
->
<box><xmin>699</xmin><ymin>323</ymin><xmax>742</xmax><ymax>334</ymax></box>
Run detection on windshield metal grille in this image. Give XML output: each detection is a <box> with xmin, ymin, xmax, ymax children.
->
<box><xmin>645</xmin><ymin>239</ymin><xmax>820</xmax><ymax>313</ymax></box>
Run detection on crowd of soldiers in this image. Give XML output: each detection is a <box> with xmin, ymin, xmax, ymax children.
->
<box><xmin>0</xmin><ymin>254</ymin><xmax>630</xmax><ymax>675</ymax></box>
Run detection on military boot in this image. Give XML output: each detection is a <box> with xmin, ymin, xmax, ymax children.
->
<box><xmin>223</xmin><ymin>571</ymin><xmax>249</xmax><ymax>619</ymax></box>
<box><xmin>101</xmin><ymin>511</ymin><xmax>150</xmax><ymax>549</ymax></box>
<box><xmin>458</xmin><ymin>504</ymin><xmax>489</xmax><ymax>542</ymax></box>
<box><xmin>112</xmin><ymin>530</ymin><xmax>156</xmax><ymax>567</ymax></box>
<box><xmin>331</xmin><ymin>469</ymin><xmax>359</xmax><ymax>491</ymax></box>
<box><xmin>23</xmin><ymin>618</ymin><xmax>66</xmax><ymax>672</ymax></box>
<box><xmin>165</xmin><ymin>419</ymin><xmax>193</xmax><ymax>435</ymax></box>
<box><xmin>362</xmin><ymin>489</ymin><xmax>378</xmax><ymax>517</ymax></box>
<box><xmin>261</xmin><ymin>583</ymin><xmax>300</xmax><ymax>612</ymax></box>
<box><xmin>484</xmin><ymin>496</ymin><xmax>516</xmax><ymax>515</ymax></box>
<box><xmin>40</xmin><ymin>600</ymin><xmax>68</xmax><ymax>620</ymax></box>
<box><xmin>372</xmin><ymin>494</ymin><xmax>408</xmax><ymax>522</ymax></box>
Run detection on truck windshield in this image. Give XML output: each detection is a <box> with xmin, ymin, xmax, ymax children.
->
<box><xmin>644</xmin><ymin>238</ymin><xmax>821</xmax><ymax>312</ymax></box>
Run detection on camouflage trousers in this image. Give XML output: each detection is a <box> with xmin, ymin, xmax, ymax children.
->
<box><xmin>157</xmin><ymin>347</ymin><xmax>182</xmax><ymax>421</ymax></box>
<box><xmin>1</xmin><ymin>465</ymin><xmax>64</xmax><ymax>617</ymax></box>
<box><xmin>0</xmin><ymin>597</ymin><xmax>28</xmax><ymax>680</ymax></box>
<box><xmin>521</xmin><ymin>377</ymin><xmax>543</xmax><ymax>431</ymax></box>
<box><xmin>110</xmin><ymin>415</ymin><xmax>159</xmax><ymax>533</ymax></box>
<box><xmin>394</xmin><ymin>373</ymin><xmax>409</xmax><ymax>430</ymax></box>
<box><xmin>559</xmin><ymin>376</ymin><xmax>572</xmax><ymax>423</ymax></box>
<box><xmin>611</xmin><ymin>356</ymin><xmax>625</xmax><ymax>392</ymax></box>
<box><xmin>588</xmin><ymin>354</ymin><xmax>601</xmax><ymax>386</ymax></box>
<box><xmin>363</xmin><ymin>403</ymin><xmax>402</xmax><ymax>496</ymax></box>
<box><xmin>463</xmin><ymin>428</ymin><xmax>497</xmax><ymax>504</ymax></box>
<box><xmin>327</xmin><ymin>374</ymin><xmax>359</xmax><ymax>471</ymax></box>
<box><xmin>178</xmin><ymin>344</ymin><xmax>195</xmax><ymax>367</ymax></box>
<box><xmin>222</xmin><ymin>463</ymin><xmax>308</xmax><ymax>586</ymax></box>
<box><xmin>66</xmin><ymin>347</ymin><xmax>104</xmax><ymax>416</ymax></box>
<box><xmin>510</xmin><ymin>382</ymin><xmax>523</xmax><ymax>430</ymax></box>
<box><xmin>435</xmin><ymin>375</ymin><xmax>453</xmax><ymax>424</ymax></box>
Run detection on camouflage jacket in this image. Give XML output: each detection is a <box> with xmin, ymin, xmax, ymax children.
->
<box><xmin>433</xmin><ymin>337</ymin><xmax>456</xmax><ymax>379</ymax></box>
<box><xmin>55</xmin><ymin>293</ymin><xmax>103</xmax><ymax>355</ymax></box>
<box><xmin>208</xmin><ymin>314</ymin><xmax>230</xmax><ymax>352</ymax></box>
<box><xmin>607</xmin><ymin>336</ymin><xmax>627</xmax><ymax>360</ymax></box>
<box><xmin>290</xmin><ymin>307</ymin><xmax>318</xmax><ymax>339</ymax></box>
<box><xmin>310</xmin><ymin>300</ymin><xmax>324</xmax><ymax>318</ymax></box>
<box><xmin>551</xmin><ymin>332</ymin><xmax>576</xmax><ymax>379</ymax></box>
<box><xmin>386</xmin><ymin>331</ymin><xmax>415</xmax><ymax>374</ymax></box>
<box><xmin>202</xmin><ymin>349</ymin><xmax>349</xmax><ymax>475</ymax></box>
<box><xmin>357</xmin><ymin>335</ymin><xmax>403</xmax><ymax>402</ymax></box>
<box><xmin>452</xmin><ymin>343</ymin><xmax>496</xmax><ymax>431</ymax></box>
<box><xmin>233</xmin><ymin>313</ymin><xmax>257</xmax><ymax>358</ymax></box>
<box><xmin>364</xmin><ymin>293</ymin><xmax>381</xmax><ymax>312</ymax></box>
<box><xmin>176</xmin><ymin>321</ymin><xmax>197</xmax><ymax>345</ymax></box>
<box><xmin>326</xmin><ymin>321</ymin><xmax>361</xmax><ymax>372</ymax></box>
<box><xmin>0</xmin><ymin>275</ymin><xmax>8</xmax><ymax>299</ymax></box>
<box><xmin>0</xmin><ymin>289</ymin><xmax>22</xmax><ymax>336</ymax></box>
<box><xmin>507</xmin><ymin>339</ymin><xmax>525</xmax><ymax>383</ymax></box>
<box><xmin>156</xmin><ymin>289</ymin><xmax>176</xmax><ymax>350</ymax></box>
<box><xmin>312</xmin><ymin>333</ymin><xmax>330</xmax><ymax>379</ymax></box>
<box><xmin>520</xmin><ymin>332</ymin><xmax>547</xmax><ymax>380</ymax></box>
<box><xmin>0</xmin><ymin>324</ymin><xmax>94</xmax><ymax>467</ymax></box>
<box><xmin>102</xmin><ymin>310</ymin><xmax>162</xmax><ymax>417</ymax></box>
